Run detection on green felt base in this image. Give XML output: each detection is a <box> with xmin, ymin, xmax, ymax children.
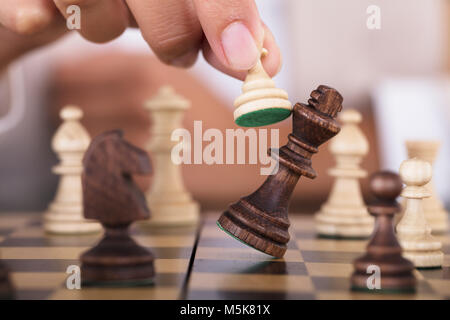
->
<box><xmin>235</xmin><ymin>108</ymin><xmax>291</xmax><ymax>127</ymax></box>
<box><xmin>216</xmin><ymin>221</ymin><xmax>276</xmax><ymax>258</ymax></box>
<box><xmin>82</xmin><ymin>277</ymin><xmax>154</xmax><ymax>288</ymax></box>
<box><xmin>416</xmin><ymin>266</ymin><xmax>442</xmax><ymax>270</ymax></box>
<box><xmin>351</xmin><ymin>285</ymin><xmax>416</xmax><ymax>294</ymax></box>
<box><xmin>317</xmin><ymin>234</ymin><xmax>370</xmax><ymax>240</ymax></box>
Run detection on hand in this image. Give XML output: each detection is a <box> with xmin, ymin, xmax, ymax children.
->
<box><xmin>0</xmin><ymin>1</ymin><xmax>66</xmax><ymax>69</ymax></box>
<box><xmin>0</xmin><ymin>0</ymin><xmax>282</xmax><ymax>79</ymax></box>
<box><xmin>49</xmin><ymin>52</ymin><xmax>289</xmax><ymax>201</ymax></box>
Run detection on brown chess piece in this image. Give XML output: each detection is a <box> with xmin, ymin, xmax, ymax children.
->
<box><xmin>80</xmin><ymin>130</ymin><xmax>155</xmax><ymax>286</ymax></box>
<box><xmin>351</xmin><ymin>171</ymin><xmax>416</xmax><ymax>293</ymax></box>
<box><xmin>0</xmin><ymin>261</ymin><xmax>14</xmax><ymax>299</ymax></box>
<box><xmin>218</xmin><ymin>85</ymin><xmax>343</xmax><ymax>258</ymax></box>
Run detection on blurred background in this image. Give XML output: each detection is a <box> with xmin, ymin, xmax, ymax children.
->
<box><xmin>0</xmin><ymin>0</ymin><xmax>449</xmax><ymax>213</ymax></box>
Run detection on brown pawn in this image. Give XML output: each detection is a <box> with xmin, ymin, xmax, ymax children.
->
<box><xmin>0</xmin><ymin>261</ymin><xmax>14</xmax><ymax>299</ymax></box>
<box><xmin>218</xmin><ymin>85</ymin><xmax>343</xmax><ymax>258</ymax></box>
<box><xmin>351</xmin><ymin>171</ymin><xmax>416</xmax><ymax>292</ymax></box>
<box><xmin>80</xmin><ymin>130</ymin><xmax>155</xmax><ymax>286</ymax></box>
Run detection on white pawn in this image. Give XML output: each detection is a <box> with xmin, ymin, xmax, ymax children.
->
<box><xmin>233</xmin><ymin>48</ymin><xmax>292</xmax><ymax>127</ymax></box>
<box><xmin>397</xmin><ymin>158</ymin><xmax>443</xmax><ymax>268</ymax></box>
<box><xmin>44</xmin><ymin>106</ymin><xmax>101</xmax><ymax>234</ymax></box>
<box><xmin>315</xmin><ymin>109</ymin><xmax>373</xmax><ymax>238</ymax></box>
<box><xmin>140</xmin><ymin>86</ymin><xmax>199</xmax><ymax>227</ymax></box>
<box><xmin>405</xmin><ymin>140</ymin><xmax>448</xmax><ymax>233</ymax></box>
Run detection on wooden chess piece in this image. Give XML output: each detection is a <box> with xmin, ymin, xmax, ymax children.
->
<box><xmin>234</xmin><ymin>48</ymin><xmax>292</xmax><ymax>127</ymax></box>
<box><xmin>396</xmin><ymin>158</ymin><xmax>443</xmax><ymax>269</ymax></box>
<box><xmin>315</xmin><ymin>109</ymin><xmax>373</xmax><ymax>238</ymax></box>
<box><xmin>80</xmin><ymin>130</ymin><xmax>155</xmax><ymax>286</ymax></box>
<box><xmin>218</xmin><ymin>85</ymin><xmax>343</xmax><ymax>258</ymax></box>
<box><xmin>351</xmin><ymin>171</ymin><xmax>416</xmax><ymax>293</ymax></box>
<box><xmin>405</xmin><ymin>140</ymin><xmax>448</xmax><ymax>233</ymax></box>
<box><xmin>140</xmin><ymin>86</ymin><xmax>199</xmax><ymax>227</ymax></box>
<box><xmin>44</xmin><ymin>106</ymin><xmax>101</xmax><ymax>234</ymax></box>
<box><xmin>0</xmin><ymin>260</ymin><xmax>14</xmax><ymax>299</ymax></box>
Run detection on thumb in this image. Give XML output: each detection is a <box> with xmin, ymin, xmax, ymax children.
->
<box><xmin>193</xmin><ymin>0</ymin><xmax>265</xmax><ymax>71</ymax></box>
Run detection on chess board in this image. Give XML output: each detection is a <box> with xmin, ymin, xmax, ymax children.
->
<box><xmin>0</xmin><ymin>213</ymin><xmax>198</xmax><ymax>300</ymax></box>
<box><xmin>187</xmin><ymin>213</ymin><xmax>450</xmax><ymax>300</ymax></box>
<box><xmin>1</xmin><ymin>212</ymin><xmax>449</xmax><ymax>300</ymax></box>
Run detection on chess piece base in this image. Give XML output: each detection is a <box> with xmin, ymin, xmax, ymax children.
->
<box><xmin>398</xmin><ymin>234</ymin><xmax>443</xmax><ymax>268</ymax></box>
<box><xmin>0</xmin><ymin>285</ymin><xmax>14</xmax><ymax>300</ymax></box>
<box><xmin>82</xmin><ymin>277</ymin><xmax>154</xmax><ymax>287</ymax></box>
<box><xmin>351</xmin><ymin>282</ymin><xmax>416</xmax><ymax>294</ymax></box>
<box><xmin>81</xmin><ymin>231</ymin><xmax>155</xmax><ymax>286</ymax></box>
<box><xmin>0</xmin><ymin>264</ymin><xmax>14</xmax><ymax>300</ymax></box>
<box><xmin>234</xmin><ymin>106</ymin><xmax>291</xmax><ymax>127</ymax></box>
<box><xmin>402</xmin><ymin>250</ymin><xmax>444</xmax><ymax>269</ymax></box>
<box><xmin>44</xmin><ymin>208</ymin><xmax>101</xmax><ymax>235</ymax></box>
<box><xmin>217</xmin><ymin>212</ymin><xmax>287</xmax><ymax>258</ymax></box>
<box><xmin>315</xmin><ymin>207</ymin><xmax>374</xmax><ymax>238</ymax></box>
<box><xmin>351</xmin><ymin>255</ymin><xmax>417</xmax><ymax>293</ymax></box>
<box><xmin>139</xmin><ymin>201</ymin><xmax>199</xmax><ymax>227</ymax></box>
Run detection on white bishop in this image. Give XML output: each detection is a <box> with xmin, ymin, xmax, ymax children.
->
<box><xmin>44</xmin><ymin>106</ymin><xmax>101</xmax><ymax>234</ymax></box>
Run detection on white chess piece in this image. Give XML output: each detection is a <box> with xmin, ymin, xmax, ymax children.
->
<box><xmin>397</xmin><ymin>158</ymin><xmax>443</xmax><ymax>268</ymax></box>
<box><xmin>315</xmin><ymin>109</ymin><xmax>373</xmax><ymax>238</ymax></box>
<box><xmin>233</xmin><ymin>48</ymin><xmax>292</xmax><ymax>127</ymax></box>
<box><xmin>140</xmin><ymin>86</ymin><xmax>199</xmax><ymax>227</ymax></box>
<box><xmin>405</xmin><ymin>140</ymin><xmax>448</xmax><ymax>233</ymax></box>
<box><xmin>44</xmin><ymin>106</ymin><xmax>101</xmax><ymax>234</ymax></box>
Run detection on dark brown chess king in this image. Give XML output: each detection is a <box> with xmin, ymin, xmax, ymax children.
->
<box><xmin>80</xmin><ymin>130</ymin><xmax>155</xmax><ymax>286</ymax></box>
<box><xmin>218</xmin><ymin>85</ymin><xmax>343</xmax><ymax>258</ymax></box>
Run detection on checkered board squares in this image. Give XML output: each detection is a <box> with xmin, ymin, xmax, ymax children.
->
<box><xmin>1</xmin><ymin>212</ymin><xmax>449</xmax><ymax>300</ymax></box>
<box><xmin>186</xmin><ymin>213</ymin><xmax>450</xmax><ymax>300</ymax></box>
<box><xmin>0</xmin><ymin>213</ymin><xmax>198</xmax><ymax>300</ymax></box>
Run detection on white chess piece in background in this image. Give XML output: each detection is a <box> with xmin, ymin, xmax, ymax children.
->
<box><xmin>397</xmin><ymin>157</ymin><xmax>443</xmax><ymax>268</ymax></box>
<box><xmin>315</xmin><ymin>109</ymin><xmax>373</xmax><ymax>238</ymax></box>
<box><xmin>140</xmin><ymin>86</ymin><xmax>199</xmax><ymax>227</ymax></box>
<box><xmin>404</xmin><ymin>141</ymin><xmax>448</xmax><ymax>233</ymax></box>
<box><xmin>44</xmin><ymin>106</ymin><xmax>101</xmax><ymax>234</ymax></box>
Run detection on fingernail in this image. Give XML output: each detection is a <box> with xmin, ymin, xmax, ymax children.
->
<box><xmin>221</xmin><ymin>22</ymin><xmax>259</xmax><ymax>70</ymax></box>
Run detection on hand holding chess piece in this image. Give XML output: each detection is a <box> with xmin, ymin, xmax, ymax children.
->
<box><xmin>44</xmin><ymin>106</ymin><xmax>101</xmax><ymax>234</ymax></box>
<box><xmin>351</xmin><ymin>171</ymin><xmax>416</xmax><ymax>293</ymax></box>
<box><xmin>80</xmin><ymin>130</ymin><xmax>155</xmax><ymax>286</ymax></box>
<box><xmin>315</xmin><ymin>109</ymin><xmax>373</xmax><ymax>238</ymax></box>
<box><xmin>234</xmin><ymin>48</ymin><xmax>292</xmax><ymax>127</ymax></box>
<box><xmin>218</xmin><ymin>85</ymin><xmax>342</xmax><ymax>258</ymax></box>
<box><xmin>396</xmin><ymin>158</ymin><xmax>443</xmax><ymax>269</ymax></box>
